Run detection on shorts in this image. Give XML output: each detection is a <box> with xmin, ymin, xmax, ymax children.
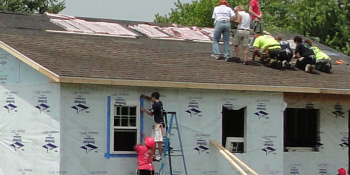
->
<box><xmin>234</xmin><ymin>30</ymin><xmax>250</xmax><ymax>46</ymax></box>
<box><xmin>138</xmin><ymin>170</ymin><xmax>155</xmax><ymax>175</ymax></box>
<box><xmin>152</xmin><ymin>123</ymin><xmax>164</xmax><ymax>142</ymax></box>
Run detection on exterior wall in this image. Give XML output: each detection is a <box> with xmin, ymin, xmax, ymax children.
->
<box><xmin>283</xmin><ymin>94</ymin><xmax>350</xmax><ymax>175</ymax></box>
<box><xmin>60</xmin><ymin>84</ymin><xmax>287</xmax><ymax>175</ymax></box>
<box><xmin>0</xmin><ymin>48</ymin><xmax>61</xmax><ymax>175</ymax></box>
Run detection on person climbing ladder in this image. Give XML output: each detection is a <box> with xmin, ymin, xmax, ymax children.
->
<box><xmin>140</xmin><ymin>92</ymin><xmax>165</xmax><ymax>161</ymax></box>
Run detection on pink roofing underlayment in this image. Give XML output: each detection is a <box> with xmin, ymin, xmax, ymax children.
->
<box><xmin>46</xmin><ymin>12</ymin><xmax>214</xmax><ymax>41</ymax></box>
<box><xmin>128</xmin><ymin>24</ymin><xmax>170</xmax><ymax>38</ymax></box>
<box><xmin>129</xmin><ymin>24</ymin><xmax>214</xmax><ymax>41</ymax></box>
<box><xmin>45</xmin><ymin>12</ymin><xmax>138</xmax><ymax>37</ymax></box>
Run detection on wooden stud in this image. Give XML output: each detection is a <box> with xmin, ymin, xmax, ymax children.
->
<box><xmin>210</xmin><ymin>140</ymin><xmax>249</xmax><ymax>175</ymax></box>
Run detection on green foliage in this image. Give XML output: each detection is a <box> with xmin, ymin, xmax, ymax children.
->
<box><xmin>0</xmin><ymin>0</ymin><xmax>65</xmax><ymax>14</ymax></box>
<box><xmin>154</xmin><ymin>0</ymin><xmax>350</xmax><ymax>56</ymax></box>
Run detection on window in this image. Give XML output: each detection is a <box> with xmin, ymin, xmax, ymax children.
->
<box><xmin>222</xmin><ymin>106</ymin><xmax>246</xmax><ymax>153</ymax></box>
<box><xmin>284</xmin><ymin>108</ymin><xmax>319</xmax><ymax>151</ymax></box>
<box><xmin>110</xmin><ymin>105</ymin><xmax>140</xmax><ymax>154</ymax></box>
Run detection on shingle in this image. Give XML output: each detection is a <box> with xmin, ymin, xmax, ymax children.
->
<box><xmin>0</xmin><ymin>12</ymin><xmax>350</xmax><ymax>90</ymax></box>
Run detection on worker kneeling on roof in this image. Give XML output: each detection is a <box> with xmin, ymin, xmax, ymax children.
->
<box><xmin>304</xmin><ymin>40</ymin><xmax>332</xmax><ymax>73</ymax></box>
<box><xmin>293</xmin><ymin>36</ymin><xmax>316</xmax><ymax>73</ymax></box>
<box><xmin>275</xmin><ymin>37</ymin><xmax>293</xmax><ymax>68</ymax></box>
<box><xmin>252</xmin><ymin>32</ymin><xmax>283</xmax><ymax>68</ymax></box>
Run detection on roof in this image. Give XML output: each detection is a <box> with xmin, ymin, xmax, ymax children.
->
<box><xmin>1</xmin><ymin>12</ymin><xmax>350</xmax><ymax>95</ymax></box>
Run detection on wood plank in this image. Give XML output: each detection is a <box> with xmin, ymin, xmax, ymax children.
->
<box><xmin>210</xmin><ymin>140</ymin><xmax>259</xmax><ymax>175</ymax></box>
<box><xmin>284</xmin><ymin>93</ymin><xmax>350</xmax><ymax>103</ymax></box>
<box><xmin>0</xmin><ymin>40</ymin><xmax>60</xmax><ymax>82</ymax></box>
<box><xmin>58</xmin><ymin>76</ymin><xmax>350</xmax><ymax>95</ymax></box>
<box><xmin>210</xmin><ymin>140</ymin><xmax>248</xmax><ymax>175</ymax></box>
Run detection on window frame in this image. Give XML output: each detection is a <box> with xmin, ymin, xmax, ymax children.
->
<box><xmin>222</xmin><ymin>105</ymin><xmax>247</xmax><ymax>153</ymax></box>
<box><xmin>109</xmin><ymin>102</ymin><xmax>140</xmax><ymax>155</ymax></box>
<box><xmin>284</xmin><ymin>107</ymin><xmax>320</xmax><ymax>152</ymax></box>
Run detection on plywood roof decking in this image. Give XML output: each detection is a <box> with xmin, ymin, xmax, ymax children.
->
<box><xmin>0</xmin><ymin>12</ymin><xmax>350</xmax><ymax>94</ymax></box>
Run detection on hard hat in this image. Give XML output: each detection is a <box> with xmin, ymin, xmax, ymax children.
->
<box><xmin>145</xmin><ymin>137</ymin><xmax>155</xmax><ymax>149</ymax></box>
<box><xmin>338</xmin><ymin>168</ymin><xmax>346</xmax><ymax>175</ymax></box>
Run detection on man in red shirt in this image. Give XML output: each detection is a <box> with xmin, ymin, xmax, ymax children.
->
<box><xmin>134</xmin><ymin>135</ymin><xmax>155</xmax><ymax>175</ymax></box>
<box><xmin>248</xmin><ymin>0</ymin><xmax>263</xmax><ymax>48</ymax></box>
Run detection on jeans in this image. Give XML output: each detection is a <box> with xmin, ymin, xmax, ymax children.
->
<box><xmin>212</xmin><ymin>21</ymin><xmax>231</xmax><ymax>58</ymax></box>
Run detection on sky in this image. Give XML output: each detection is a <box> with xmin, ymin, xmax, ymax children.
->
<box><xmin>61</xmin><ymin>0</ymin><xmax>194</xmax><ymax>22</ymax></box>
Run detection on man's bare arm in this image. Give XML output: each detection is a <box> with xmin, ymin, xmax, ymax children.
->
<box><xmin>140</xmin><ymin>94</ymin><xmax>152</xmax><ymax>101</ymax></box>
<box><xmin>249</xmin><ymin>6</ymin><xmax>262</xmax><ymax>19</ymax></box>
<box><xmin>237</xmin><ymin>13</ymin><xmax>242</xmax><ymax>24</ymax></box>
<box><xmin>252</xmin><ymin>47</ymin><xmax>260</xmax><ymax>60</ymax></box>
<box><xmin>141</xmin><ymin>107</ymin><xmax>153</xmax><ymax>116</ymax></box>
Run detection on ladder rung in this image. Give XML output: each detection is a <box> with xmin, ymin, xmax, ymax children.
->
<box><xmin>169</xmin><ymin>155</ymin><xmax>184</xmax><ymax>157</ymax></box>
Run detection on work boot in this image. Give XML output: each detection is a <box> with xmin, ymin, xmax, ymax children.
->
<box><xmin>305</xmin><ymin>64</ymin><xmax>312</xmax><ymax>73</ymax></box>
<box><xmin>276</xmin><ymin>61</ymin><xmax>282</xmax><ymax>69</ymax></box>
<box><xmin>211</xmin><ymin>54</ymin><xmax>220</xmax><ymax>60</ymax></box>
<box><xmin>311</xmin><ymin>65</ymin><xmax>316</xmax><ymax>73</ymax></box>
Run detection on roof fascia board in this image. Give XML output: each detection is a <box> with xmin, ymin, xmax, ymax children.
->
<box><xmin>0</xmin><ymin>40</ymin><xmax>60</xmax><ymax>82</ymax></box>
<box><xmin>58</xmin><ymin>76</ymin><xmax>350</xmax><ymax>95</ymax></box>
<box><xmin>45</xmin><ymin>30</ymin><xmax>138</xmax><ymax>39</ymax></box>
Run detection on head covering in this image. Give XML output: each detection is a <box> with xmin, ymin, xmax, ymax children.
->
<box><xmin>219</xmin><ymin>0</ymin><xmax>229</xmax><ymax>6</ymax></box>
<box><xmin>338</xmin><ymin>168</ymin><xmax>346</xmax><ymax>175</ymax></box>
<box><xmin>145</xmin><ymin>137</ymin><xmax>155</xmax><ymax>149</ymax></box>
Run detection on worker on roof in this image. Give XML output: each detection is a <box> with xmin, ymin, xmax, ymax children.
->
<box><xmin>304</xmin><ymin>40</ymin><xmax>332</xmax><ymax>73</ymax></box>
<box><xmin>211</xmin><ymin>0</ymin><xmax>235</xmax><ymax>61</ymax></box>
<box><xmin>275</xmin><ymin>37</ymin><xmax>293</xmax><ymax>68</ymax></box>
<box><xmin>252</xmin><ymin>32</ymin><xmax>282</xmax><ymax>68</ymax></box>
<box><xmin>134</xmin><ymin>133</ymin><xmax>155</xmax><ymax>175</ymax></box>
<box><xmin>293</xmin><ymin>36</ymin><xmax>316</xmax><ymax>73</ymax></box>
<box><xmin>140</xmin><ymin>92</ymin><xmax>164</xmax><ymax>161</ymax></box>
<box><xmin>248</xmin><ymin>0</ymin><xmax>263</xmax><ymax>49</ymax></box>
<box><xmin>233</xmin><ymin>5</ymin><xmax>251</xmax><ymax>65</ymax></box>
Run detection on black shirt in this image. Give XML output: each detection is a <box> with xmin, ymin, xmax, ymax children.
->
<box><xmin>151</xmin><ymin>101</ymin><xmax>164</xmax><ymax>123</ymax></box>
<box><xmin>295</xmin><ymin>43</ymin><xmax>315</xmax><ymax>57</ymax></box>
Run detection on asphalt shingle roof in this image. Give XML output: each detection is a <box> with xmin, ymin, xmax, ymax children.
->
<box><xmin>1</xmin><ymin>12</ymin><xmax>350</xmax><ymax>91</ymax></box>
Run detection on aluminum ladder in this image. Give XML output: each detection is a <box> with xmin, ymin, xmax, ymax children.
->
<box><xmin>158</xmin><ymin>112</ymin><xmax>188</xmax><ymax>175</ymax></box>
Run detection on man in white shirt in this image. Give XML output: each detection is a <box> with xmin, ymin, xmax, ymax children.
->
<box><xmin>211</xmin><ymin>0</ymin><xmax>235</xmax><ymax>61</ymax></box>
<box><xmin>233</xmin><ymin>5</ymin><xmax>251</xmax><ymax>64</ymax></box>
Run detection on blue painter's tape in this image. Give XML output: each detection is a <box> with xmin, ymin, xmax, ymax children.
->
<box><xmin>105</xmin><ymin>96</ymin><xmax>111</xmax><ymax>159</ymax></box>
<box><xmin>140</xmin><ymin>98</ymin><xmax>144</xmax><ymax>142</ymax></box>
<box><xmin>105</xmin><ymin>96</ymin><xmax>140</xmax><ymax>159</ymax></box>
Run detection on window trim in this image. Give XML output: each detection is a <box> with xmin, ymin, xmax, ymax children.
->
<box><xmin>105</xmin><ymin>96</ymin><xmax>142</xmax><ymax>158</ymax></box>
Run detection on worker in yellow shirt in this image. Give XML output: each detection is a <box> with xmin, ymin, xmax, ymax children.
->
<box><xmin>252</xmin><ymin>32</ymin><xmax>282</xmax><ymax>68</ymax></box>
<box><xmin>304</xmin><ymin>40</ymin><xmax>331</xmax><ymax>73</ymax></box>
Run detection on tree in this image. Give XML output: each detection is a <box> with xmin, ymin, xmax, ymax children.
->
<box><xmin>0</xmin><ymin>0</ymin><xmax>65</xmax><ymax>14</ymax></box>
<box><xmin>154</xmin><ymin>0</ymin><xmax>350</xmax><ymax>56</ymax></box>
